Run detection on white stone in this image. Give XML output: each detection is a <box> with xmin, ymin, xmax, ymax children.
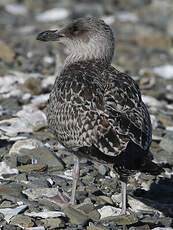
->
<box><xmin>166</xmin><ymin>126</ymin><xmax>173</xmax><ymax>131</ymax></box>
<box><xmin>128</xmin><ymin>196</ymin><xmax>163</xmax><ymax>215</ymax></box>
<box><xmin>142</xmin><ymin>95</ymin><xmax>164</xmax><ymax>108</ymax></box>
<box><xmin>0</xmin><ymin>205</ymin><xmax>27</xmax><ymax>223</ymax></box>
<box><xmin>111</xmin><ymin>194</ymin><xmax>121</xmax><ymax>205</ymax></box>
<box><xmin>9</xmin><ymin>71</ymin><xmax>43</xmax><ymax>81</ymax></box>
<box><xmin>9</xmin><ymin>139</ymin><xmax>44</xmax><ymax>155</ymax></box>
<box><xmin>27</xmin><ymin>51</ymin><xmax>33</xmax><ymax>58</ymax></box>
<box><xmin>25</xmin><ymin>210</ymin><xmax>65</xmax><ymax>218</ymax></box>
<box><xmin>167</xmin><ymin>104</ymin><xmax>173</xmax><ymax>110</ymax></box>
<box><xmin>18</xmin><ymin>26</ymin><xmax>36</xmax><ymax>35</ymax></box>
<box><xmin>31</xmin><ymin>94</ymin><xmax>49</xmax><ymax>105</ymax></box>
<box><xmin>5</xmin><ymin>3</ymin><xmax>28</xmax><ymax>15</ymax></box>
<box><xmin>0</xmin><ymin>161</ymin><xmax>18</xmax><ymax>179</ymax></box>
<box><xmin>25</xmin><ymin>227</ymin><xmax>45</xmax><ymax>230</ymax></box>
<box><xmin>46</xmin><ymin>178</ymin><xmax>54</xmax><ymax>186</ymax></box>
<box><xmin>97</xmin><ymin>205</ymin><xmax>121</xmax><ymax>219</ymax></box>
<box><xmin>16</xmin><ymin>104</ymin><xmax>47</xmax><ymax>130</ymax></box>
<box><xmin>44</xmin><ymin>143</ymin><xmax>51</xmax><ymax>148</ymax></box>
<box><xmin>101</xmin><ymin>15</ymin><xmax>115</xmax><ymax>25</ymax></box>
<box><xmin>41</xmin><ymin>75</ymin><xmax>56</xmax><ymax>89</ymax></box>
<box><xmin>36</xmin><ymin>8</ymin><xmax>70</xmax><ymax>22</ymax></box>
<box><xmin>150</xmin><ymin>114</ymin><xmax>160</xmax><ymax>129</ymax></box>
<box><xmin>0</xmin><ymin>104</ymin><xmax>47</xmax><ymax>139</ymax></box>
<box><xmin>22</xmin><ymin>188</ymin><xmax>59</xmax><ymax>200</ymax></box>
<box><xmin>153</xmin><ymin>65</ymin><xmax>173</xmax><ymax>79</ymax></box>
<box><xmin>43</xmin><ymin>56</ymin><xmax>54</xmax><ymax>64</ymax></box>
<box><xmin>9</xmin><ymin>136</ymin><xmax>28</xmax><ymax>141</ymax></box>
<box><xmin>116</xmin><ymin>11</ymin><xmax>138</xmax><ymax>22</ymax></box>
<box><xmin>22</xmin><ymin>93</ymin><xmax>32</xmax><ymax>101</ymax></box>
<box><xmin>152</xmin><ymin>228</ymin><xmax>173</xmax><ymax>230</ymax></box>
<box><xmin>0</xmin><ymin>71</ymin><xmax>42</xmax><ymax>98</ymax></box>
<box><xmin>110</xmin><ymin>170</ymin><xmax>117</xmax><ymax>178</ymax></box>
<box><xmin>64</xmin><ymin>169</ymin><xmax>73</xmax><ymax>177</ymax></box>
<box><xmin>0</xmin><ymin>118</ymin><xmax>33</xmax><ymax>137</ymax></box>
<box><xmin>0</xmin><ymin>74</ymin><xmax>19</xmax><ymax>94</ymax></box>
<box><xmin>134</xmin><ymin>172</ymin><xmax>141</xmax><ymax>180</ymax></box>
<box><xmin>166</xmin><ymin>84</ymin><xmax>173</xmax><ymax>91</ymax></box>
<box><xmin>56</xmin><ymin>143</ymin><xmax>66</xmax><ymax>149</ymax></box>
<box><xmin>152</xmin><ymin>135</ymin><xmax>162</xmax><ymax>141</ymax></box>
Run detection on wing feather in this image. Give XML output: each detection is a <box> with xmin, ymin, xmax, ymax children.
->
<box><xmin>102</xmin><ymin>67</ymin><xmax>152</xmax><ymax>150</ymax></box>
<box><xmin>47</xmin><ymin>66</ymin><xmax>152</xmax><ymax>158</ymax></box>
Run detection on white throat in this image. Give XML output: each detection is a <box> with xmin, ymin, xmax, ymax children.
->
<box><xmin>63</xmin><ymin>36</ymin><xmax>114</xmax><ymax>68</ymax></box>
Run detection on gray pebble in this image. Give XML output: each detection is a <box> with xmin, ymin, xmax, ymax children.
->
<box><xmin>159</xmin><ymin>132</ymin><xmax>173</xmax><ymax>154</ymax></box>
<box><xmin>98</xmin><ymin>165</ymin><xmax>109</xmax><ymax>176</ymax></box>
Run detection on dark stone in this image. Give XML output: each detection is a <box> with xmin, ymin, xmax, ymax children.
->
<box><xmin>76</xmin><ymin>190</ymin><xmax>88</xmax><ymax>202</ymax></box>
<box><xmin>129</xmin><ymin>225</ymin><xmax>150</xmax><ymax>230</ymax></box>
<box><xmin>17</xmin><ymin>155</ymin><xmax>32</xmax><ymax>165</ymax></box>
<box><xmin>157</xmin><ymin>217</ymin><xmax>173</xmax><ymax>228</ymax></box>
<box><xmin>98</xmin><ymin>165</ymin><xmax>109</xmax><ymax>176</ymax></box>
<box><xmin>2</xmin><ymin>225</ymin><xmax>17</xmax><ymax>230</ymax></box>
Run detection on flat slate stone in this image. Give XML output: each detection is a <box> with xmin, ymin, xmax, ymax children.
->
<box><xmin>100</xmin><ymin>214</ymin><xmax>138</xmax><ymax>225</ymax></box>
<box><xmin>62</xmin><ymin>204</ymin><xmax>89</xmax><ymax>226</ymax></box>
<box><xmin>17</xmin><ymin>164</ymin><xmax>47</xmax><ymax>173</ymax></box>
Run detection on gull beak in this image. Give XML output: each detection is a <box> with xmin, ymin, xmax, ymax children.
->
<box><xmin>36</xmin><ymin>30</ymin><xmax>64</xmax><ymax>42</ymax></box>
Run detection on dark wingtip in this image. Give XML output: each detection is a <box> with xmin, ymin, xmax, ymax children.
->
<box><xmin>141</xmin><ymin>160</ymin><xmax>165</xmax><ymax>175</ymax></box>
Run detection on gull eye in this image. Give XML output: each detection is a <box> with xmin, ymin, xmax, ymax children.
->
<box><xmin>72</xmin><ymin>24</ymin><xmax>80</xmax><ymax>35</ymax></box>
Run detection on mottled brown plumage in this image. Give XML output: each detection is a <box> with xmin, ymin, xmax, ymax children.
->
<box><xmin>37</xmin><ymin>17</ymin><xmax>163</xmax><ymax>214</ymax></box>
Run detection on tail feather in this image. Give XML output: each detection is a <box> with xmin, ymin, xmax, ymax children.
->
<box><xmin>112</xmin><ymin>142</ymin><xmax>164</xmax><ymax>176</ymax></box>
<box><xmin>140</xmin><ymin>159</ymin><xmax>164</xmax><ymax>175</ymax></box>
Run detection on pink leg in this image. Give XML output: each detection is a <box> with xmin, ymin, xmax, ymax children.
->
<box><xmin>120</xmin><ymin>177</ymin><xmax>127</xmax><ymax>215</ymax></box>
<box><xmin>120</xmin><ymin>178</ymin><xmax>127</xmax><ymax>215</ymax></box>
<box><xmin>69</xmin><ymin>156</ymin><xmax>79</xmax><ymax>205</ymax></box>
<box><xmin>44</xmin><ymin>156</ymin><xmax>79</xmax><ymax>207</ymax></box>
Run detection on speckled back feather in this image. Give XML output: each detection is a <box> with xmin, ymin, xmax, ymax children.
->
<box><xmin>47</xmin><ymin>60</ymin><xmax>152</xmax><ymax>161</ymax></box>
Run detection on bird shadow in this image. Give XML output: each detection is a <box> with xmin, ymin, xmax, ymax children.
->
<box><xmin>133</xmin><ymin>174</ymin><xmax>173</xmax><ymax>218</ymax></box>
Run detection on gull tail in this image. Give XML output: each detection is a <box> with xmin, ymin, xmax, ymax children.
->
<box><xmin>140</xmin><ymin>158</ymin><xmax>164</xmax><ymax>175</ymax></box>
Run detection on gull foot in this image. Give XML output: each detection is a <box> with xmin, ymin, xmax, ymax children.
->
<box><xmin>119</xmin><ymin>209</ymin><xmax>127</xmax><ymax>215</ymax></box>
<box><xmin>43</xmin><ymin>189</ymin><xmax>75</xmax><ymax>208</ymax></box>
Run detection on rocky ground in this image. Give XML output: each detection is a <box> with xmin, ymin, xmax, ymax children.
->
<box><xmin>0</xmin><ymin>0</ymin><xmax>173</xmax><ymax>229</ymax></box>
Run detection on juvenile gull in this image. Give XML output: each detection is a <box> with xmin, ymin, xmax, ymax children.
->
<box><xmin>37</xmin><ymin>17</ymin><xmax>163</xmax><ymax>215</ymax></box>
